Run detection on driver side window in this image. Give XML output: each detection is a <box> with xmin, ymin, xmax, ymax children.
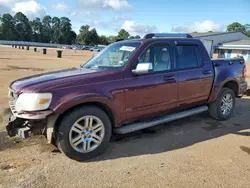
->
<box><xmin>138</xmin><ymin>45</ymin><xmax>171</xmax><ymax>72</ymax></box>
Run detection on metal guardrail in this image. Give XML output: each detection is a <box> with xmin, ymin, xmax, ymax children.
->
<box><xmin>0</xmin><ymin>40</ymin><xmax>67</xmax><ymax>48</ymax></box>
<box><xmin>0</xmin><ymin>40</ymin><xmax>98</xmax><ymax>49</ymax></box>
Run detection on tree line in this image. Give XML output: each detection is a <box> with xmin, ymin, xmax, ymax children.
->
<box><xmin>0</xmin><ymin>12</ymin><xmax>140</xmax><ymax>45</ymax></box>
<box><xmin>0</xmin><ymin>12</ymin><xmax>249</xmax><ymax>45</ymax></box>
<box><xmin>0</xmin><ymin>13</ymin><xmax>77</xmax><ymax>44</ymax></box>
<box><xmin>76</xmin><ymin>26</ymin><xmax>140</xmax><ymax>45</ymax></box>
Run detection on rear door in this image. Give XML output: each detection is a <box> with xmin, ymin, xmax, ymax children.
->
<box><xmin>124</xmin><ymin>42</ymin><xmax>178</xmax><ymax>122</ymax></box>
<box><xmin>174</xmin><ymin>41</ymin><xmax>214</xmax><ymax>109</ymax></box>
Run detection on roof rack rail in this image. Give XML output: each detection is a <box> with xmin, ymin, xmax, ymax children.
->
<box><xmin>116</xmin><ymin>38</ymin><xmax>124</xmax><ymax>42</ymax></box>
<box><xmin>144</xmin><ymin>33</ymin><xmax>193</xmax><ymax>39</ymax></box>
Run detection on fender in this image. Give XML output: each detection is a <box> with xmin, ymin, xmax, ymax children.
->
<box><xmin>208</xmin><ymin>77</ymin><xmax>239</xmax><ymax>103</ymax></box>
<box><xmin>52</xmin><ymin>92</ymin><xmax>118</xmax><ymax>115</ymax></box>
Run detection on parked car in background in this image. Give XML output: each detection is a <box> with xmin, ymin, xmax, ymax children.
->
<box><xmin>72</xmin><ymin>46</ymin><xmax>81</xmax><ymax>50</ymax></box>
<box><xmin>3</xmin><ymin>33</ymin><xmax>247</xmax><ymax>161</ymax></box>
<box><xmin>81</xmin><ymin>46</ymin><xmax>90</xmax><ymax>50</ymax></box>
<box><xmin>90</xmin><ymin>47</ymin><xmax>101</xmax><ymax>52</ymax></box>
<box><xmin>62</xmin><ymin>45</ymin><xmax>72</xmax><ymax>49</ymax></box>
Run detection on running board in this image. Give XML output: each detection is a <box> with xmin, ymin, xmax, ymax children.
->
<box><xmin>114</xmin><ymin>106</ymin><xmax>208</xmax><ymax>134</ymax></box>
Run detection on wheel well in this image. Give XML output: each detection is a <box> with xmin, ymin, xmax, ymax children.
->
<box><xmin>54</xmin><ymin>102</ymin><xmax>116</xmax><ymax>132</ymax></box>
<box><xmin>223</xmin><ymin>81</ymin><xmax>238</xmax><ymax>95</ymax></box>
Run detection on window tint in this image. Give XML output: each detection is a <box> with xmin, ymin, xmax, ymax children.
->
<box><xmin>176</xmin><ymin>45</ymin><xmax>202</xmax><ymax>69</ymax></box>
<box><xmin>138</xmin><ymin>45</ymin><xmax>171</xmax><ymax>72</ymax></box>
<box><xmin>195</xmin><ymin>46</ymin><xmax>203</xmax><ymax>66</ymax></box>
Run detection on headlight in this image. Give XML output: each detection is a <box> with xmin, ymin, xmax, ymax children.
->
<box><xmin>15</xmin><ymin>93</ymin><xmax>52</xmax><ymax>112</ymax></box>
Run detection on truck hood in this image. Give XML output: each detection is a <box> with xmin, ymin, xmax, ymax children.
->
<box><xmin>10</xmin><ymin>67</ymin><xmax>103</xmax><ymax>93</ymax></box>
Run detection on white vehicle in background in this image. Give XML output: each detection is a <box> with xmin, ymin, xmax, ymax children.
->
<box><xmin>62</xmin><ymin>45</ymin><xmax>72</xmax><ymax>49</ymax></box>
<box><xmin>90</xmin><ymin>47</ymin><xmax>102</xmax><ymax>52</ymax></box>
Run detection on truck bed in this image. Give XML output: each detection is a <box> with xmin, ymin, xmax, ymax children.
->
<box><xmin>212</xmin><ymin>57</ymin><xmax>247</xmax><ymax>96</ymax></box>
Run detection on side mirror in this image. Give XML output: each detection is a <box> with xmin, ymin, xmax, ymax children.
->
<box><xmin>132</xmin><ymin>62</ymin><xmax>153</xmax><ymax>75</ymax></box>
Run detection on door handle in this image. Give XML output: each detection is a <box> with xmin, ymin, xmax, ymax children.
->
<box><xmin>163</xmin><ymin>75</ymin><xmax>176</xmax><ymax>82</ymax></box>
<box><xmin>203</xmin><ymin>70</ymin><xmax>212</xmax><ymax>75</ymax></box>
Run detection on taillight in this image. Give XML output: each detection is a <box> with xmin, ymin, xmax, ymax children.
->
<box><xmin>242</xmin><ymin>65</ymin><xmax>246</xmax><ymax>78</ymax></box>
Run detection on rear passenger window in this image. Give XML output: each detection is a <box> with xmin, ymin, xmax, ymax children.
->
<box><xmin>176</xmin><ymin>45</ymin><xmax>203</xmax><ymax>69</ymax></box>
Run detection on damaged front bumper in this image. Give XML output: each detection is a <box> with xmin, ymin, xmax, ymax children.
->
<box><xmin>2</xmin><ymin>108</ymin><xmax>55</xmax><ymax>140</ymax></box>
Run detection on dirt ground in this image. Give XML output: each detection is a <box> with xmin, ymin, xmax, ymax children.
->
<box><xmin>0</xmin><ymin>46</ymin><xmax>250</xmax><ymax>188</ymax></box>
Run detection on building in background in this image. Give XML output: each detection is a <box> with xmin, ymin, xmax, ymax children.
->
<box><xmin>214</xmin><ymin>40</ymin><xmax>250</xmax><ymax>61</ymax></box>
<box><xmin>190</xmin><ymin>32</ymin><xmax>250</xmax><ymax>61</ymax></box>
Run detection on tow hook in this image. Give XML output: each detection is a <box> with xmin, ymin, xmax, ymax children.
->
<box><xmin>17</xmin><ymin>127</ymin><xmax>31</xmax><ymax>139</ymax></box>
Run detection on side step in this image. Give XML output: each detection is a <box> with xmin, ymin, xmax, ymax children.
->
<box><xmin>114</xmin><ymin>106</ymin><xmax>208</xmax><ymax>134</ymax></box>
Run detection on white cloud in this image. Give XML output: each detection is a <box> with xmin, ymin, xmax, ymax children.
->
<box><xmin>0</xmin><ymin>0</ymin><xmax>47</xmax><ymax>19</ymax></box>
<box><xmin>171</xmin><ymin>20</ymin><xmax>225</xmax><ymax>33</ymax></box>
<box><xmin>78</xmin><ymin>0</ymin><xmax>133</xmax><ymax>11</ymax></box>
<box><xmin>53</xmin><ymin>2</ymin><xmax>70</xmax><ymax>13</ymax></box>
<box><xmin>121</xmin><ymin>20</ymin><xmax>158</xmax><ymax>36</ymax></box>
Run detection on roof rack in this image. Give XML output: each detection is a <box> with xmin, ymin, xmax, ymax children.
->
<box><xmin>144</xmin><ymin>33</ymin><xmax>193</xmax><ymax>39</ymax></box>
<box><xmin>116</xmin><ymin>38</ymin><xmax>124</xmax><ymax>42</ymax></box>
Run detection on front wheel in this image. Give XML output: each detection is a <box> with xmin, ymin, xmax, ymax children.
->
<box><xmin>208</xmin><ymin>88</ymin><xmax>235</xmax><ymax>120</ymax></box>
<box><xmin>57</xmin><ymin>106</ymin><xmax>112</xmax><ymax>161</ymax></box>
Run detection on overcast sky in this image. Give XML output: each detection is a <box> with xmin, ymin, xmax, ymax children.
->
<box><xmin>0</xmin><ymin>0</ymin><xmax>249</xmax><ymax>36</ymax></box>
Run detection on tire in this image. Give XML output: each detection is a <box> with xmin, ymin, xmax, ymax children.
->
<box><xmin>208</xmin><ymin>87</ymin><xmax>235</xmax><ymax>120</ymax></box>
<box><xmin>56</xmin><ymin>106</ymin><xmax>112</xmax><ymax>161</ymax></box>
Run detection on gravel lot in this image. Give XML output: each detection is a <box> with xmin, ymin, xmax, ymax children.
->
<box><xmin>0</xmin><ymin>46</ymin><xmax>250</xmax><ymax>188</ymax></box>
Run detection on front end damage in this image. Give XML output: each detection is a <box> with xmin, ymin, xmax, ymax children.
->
<box><xmin>2</xmin><ymin>88</ymin><xmax>59</xmax><ymax>143</ymax></box>
<box><xmin>2</xmin><ymin>108</ymin><xmax>58</xmax><ymax>143</ymax></box>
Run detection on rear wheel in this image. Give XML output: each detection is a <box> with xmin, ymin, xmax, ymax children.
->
<box><xmin>208</xmin><ymin>88</ymin><xmax>235</xmax><ymax>120</ymax></box>
<box><xmin>57</xmin><ymin>106</ymin><xmax>112</xmax><ymax>161</ymax></box>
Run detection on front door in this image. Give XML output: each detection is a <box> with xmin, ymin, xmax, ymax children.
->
<box><xmin>124</xmin><ymin>42</ymin><xmax>178</xmax><ymax>122</ymax></box>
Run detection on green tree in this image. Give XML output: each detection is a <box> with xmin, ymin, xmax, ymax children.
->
<box><xmin>58</xmin><ymin>17</ymin><xmax>72</xmax><ymax>44</ymax></box>
<box><xmin>107</xmin><ymin>35</ymin><xmax>117</xmax><ymax>43</ymax></box>
<box><xmin>14</xmin><ymin>12</ymin><xmax>32</xmax><ymax>41</ymax></box>
<box><xmin>117</xmin><ymin>29</ymin><xmax>130</xmax><ymax>39</ymax></box>
<box><xmin>70</xmin><ymin>30</ymin><xmax>77</xmax><ymax>44</ymax></box>
<box><xmin>227</xmin><ymin>22</ymin><xmax>246</xmax><ymax>33</ymax></box>
<box><xmin>42</xmin><ymin>15</ymin><xmax>52</xmax><ymax>43</ymax></box>
<box><xmin>134</xmin><ymin>35</ymin><xmax>140</xmax><ymax>39</ymax></box>
<box><xmin>0</xmin><ymin>13</ymin><xmax>17</xmax><ymax>40</ymax></box>
<box><xmin>30</xmin><ymin>17</ymin><xmax>43</xmax><ymax>42</ymax></box>
<box><xmin>77</xmin><ymin>25</ymin><xmax>90</xmax><ymax>43</ymax></box>
<box><xmin>99</xmin><ymin>35</ymin><xmax>109</xmax><ymax>45</ymax></box>
<box><xmin>85</xmin><ymin>28</ymin><xmax>99</xmax><ymax>45</ymax></box>
<box><xmin>51</xmin><ymin>16</ymin><xmax>60</xmax><ymax>43</ymax></box>
<box><xmin>245</xmin><ymin>24</ymin><xmax>250</xmax><ymax>37</ymax></box>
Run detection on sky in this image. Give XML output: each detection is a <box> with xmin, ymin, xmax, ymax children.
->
<box><xmin>0</xmin><ymin>0</ymin><xmax>249</xmax><ymax>36</ymax></box>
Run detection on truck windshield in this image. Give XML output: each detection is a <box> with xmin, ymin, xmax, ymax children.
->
<box><xmin>83</xmin><ymin>41</ymin><xmax>141</xmax><ymax>70</ymax></box>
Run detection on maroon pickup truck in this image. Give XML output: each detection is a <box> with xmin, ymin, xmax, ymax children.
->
<box><xmin>3</xmin><ymin>33</ymin><xmax>247</xmax><ymax>161</ymax></box>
